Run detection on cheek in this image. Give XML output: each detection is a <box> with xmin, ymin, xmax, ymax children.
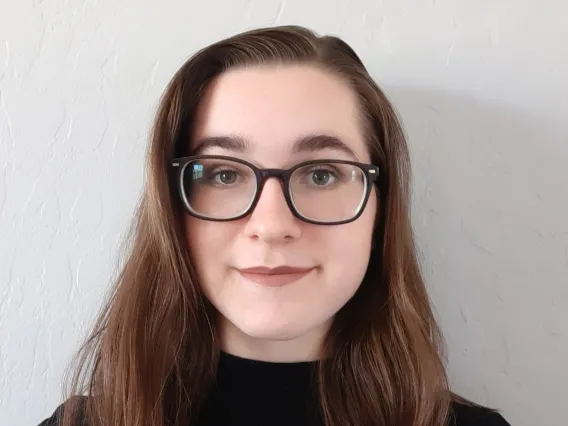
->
<box><xmin>184</xmin><ymin>216</ymin><xmax>237</xmax><ymax>277</ymax></box>
<box><xmin>325</xmin><ymin>223</ymin><xmax>373</xmax><ymax>274</ymax></box>
<box><xmin>323</xmin><ymin>200</ymin><xmax>376</xmax><ymax>283</ymax></box>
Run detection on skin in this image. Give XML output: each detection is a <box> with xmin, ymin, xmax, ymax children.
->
<box><xmin>184</xmin><ymin>64</ymin><xmax>377</xmax><ymax>362</ymax></box>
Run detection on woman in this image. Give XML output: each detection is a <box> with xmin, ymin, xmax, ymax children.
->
<box><xmin>39</xmin><ymin>25</ymin><xmax>510</xmax><ymax>426</ymax></box>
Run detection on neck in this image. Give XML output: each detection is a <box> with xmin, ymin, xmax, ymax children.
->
<box><xmin>219</xmin><ymin>317</ymin><xmax>330</xmax><ymax>362</ymax></box>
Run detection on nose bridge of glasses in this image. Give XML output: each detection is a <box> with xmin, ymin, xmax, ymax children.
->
<box><xmin>252</xmin><ymin>168</ymin><xmax>295</xmax><ymax>215</ymax></box>
<box><xmin>257</xmin><ymin>168</ymin><xmax>289</xmax><ymax>190</ymax></box>
<box><xmin>259</xmin><ymin>168</ymin><xmax>287</xmax><ymax>180</ymax></box>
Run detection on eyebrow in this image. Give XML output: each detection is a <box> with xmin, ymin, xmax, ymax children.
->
<box><xmin>192</xmin><ymin>134</ymin><xmax>359</xmax><ymax>160</ymax></box>
<box><xmin>192</xmin><ymin>135</ymin><xmax>250</xmax><ymax>155</ymax></box>
<box><xmin>293</xmin><ymin>134</ymin><xmax>358</xmax><ymax>160</ymax></box>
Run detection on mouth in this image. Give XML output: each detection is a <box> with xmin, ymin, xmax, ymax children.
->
<box><xmin>236</xmin><ymin>266</ymin><xmax>316</xmax><ymax>287</ymax></box>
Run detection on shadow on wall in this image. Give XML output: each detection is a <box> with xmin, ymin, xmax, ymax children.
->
<box><xmin>386</xmin><ymin>88</ymin><xmax>568</xmax><ymax>426</ymax></box>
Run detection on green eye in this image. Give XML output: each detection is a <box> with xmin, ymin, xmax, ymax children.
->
<box><xmin>309</xmin><ymin>169</ymin><xmax>336</xmax><ymax>186</ymax></box>
<box><xmin>213</xmin><ymin>170</ymin><xmax>238</xmax><ymax>185</ymax></box>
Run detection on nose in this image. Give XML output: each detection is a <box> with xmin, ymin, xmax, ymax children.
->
<box><xmin>243</xmin><ymin>178</ymin><xmax>302</xmax><ymax>243</ymax></box>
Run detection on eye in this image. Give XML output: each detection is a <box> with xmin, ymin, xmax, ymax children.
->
<box><xmin>212</xmin><ymin>169</ymin><xmax>239</xmax><ymax>185</ymax></box>
<box><xmin>308</xmin><ymin>169</ymin><xmax>336</xmax><ymax>186</ymax></box>
<box><xmin>295</xmin><ymin>164</ymin><xmax>343</xmax><ymax>188</ymax></box>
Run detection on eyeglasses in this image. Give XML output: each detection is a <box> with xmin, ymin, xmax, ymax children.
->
<box><xmin>170</xmin><ymin>155</ymin><xmax>380</xmax><ymax>225</ymax></box>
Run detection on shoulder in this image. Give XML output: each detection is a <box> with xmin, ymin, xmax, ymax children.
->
<box><xmin>450</xmin><ymin>400</ymin><xmax>511</xmax><ymax>426</ymax></box>
<box><xmin>37</xmin><ymin>396</ymin><xmax>88</xmax><ymax>426</ymax></box>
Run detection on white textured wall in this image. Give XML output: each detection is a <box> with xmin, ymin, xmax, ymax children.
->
<box><xmin>1</xmin><ymin>1</ymin><xmax>567</xmax><ymax>425</ymax></box>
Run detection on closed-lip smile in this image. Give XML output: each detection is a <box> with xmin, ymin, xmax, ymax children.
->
<box><xmin>236</xmin><ymin>266</ymin><xmax>315</xmax><ymax>287</ymax></box>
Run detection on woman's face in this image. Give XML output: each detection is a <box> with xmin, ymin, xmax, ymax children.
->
<box><xmin>184</xmin><ymin>65</ymin><xmax>377</xmax><ymax>361</ymax></box>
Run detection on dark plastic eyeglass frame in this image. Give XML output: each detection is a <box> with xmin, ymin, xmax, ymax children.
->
<box><xmin>171</xmin><ymin>155</ymin><xmax>380</xmax><ymax>225</ymax></box>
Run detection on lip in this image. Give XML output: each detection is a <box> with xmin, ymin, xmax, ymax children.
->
<box><xmin>236</xmin><ymin>266</ymin><xmax>315</xmax><ymax>287</ymax></box>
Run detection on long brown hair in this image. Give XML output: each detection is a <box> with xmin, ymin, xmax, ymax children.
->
<box><xmin>60</xmin><ymin>25</ymin><xmax>452</xmax><ymax>426</ymax></box>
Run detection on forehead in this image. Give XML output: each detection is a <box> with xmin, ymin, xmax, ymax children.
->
<box><xmin>190</xmin><ymin>65</ymin><xmax>369</xmax><ymax>163</ymax></box>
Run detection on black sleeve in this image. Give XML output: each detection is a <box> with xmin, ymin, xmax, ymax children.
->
<box><xmin>37</xmin><ymin>403</ymin><xmax>65</xmax><ymax>426</ymax></box>
<box><xmin>36</xmin><ymin>397</ymin><xmax>88</xmax><ymax>426</ymax></box>
<box><xmin>451</xmin><ymin>401</ymin><xmax>511</xmax><ymax>426</ymax></box>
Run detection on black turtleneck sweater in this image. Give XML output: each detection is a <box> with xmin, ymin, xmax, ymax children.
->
<box><xmin>38</xmin><ymin>351</ymin><xmax>511</xmax><ymax>426</ymax></box>
<box><xmin>195</xmin><ymin>351</ymin><xmax>322</xmax><ymax>425</ymax></box>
